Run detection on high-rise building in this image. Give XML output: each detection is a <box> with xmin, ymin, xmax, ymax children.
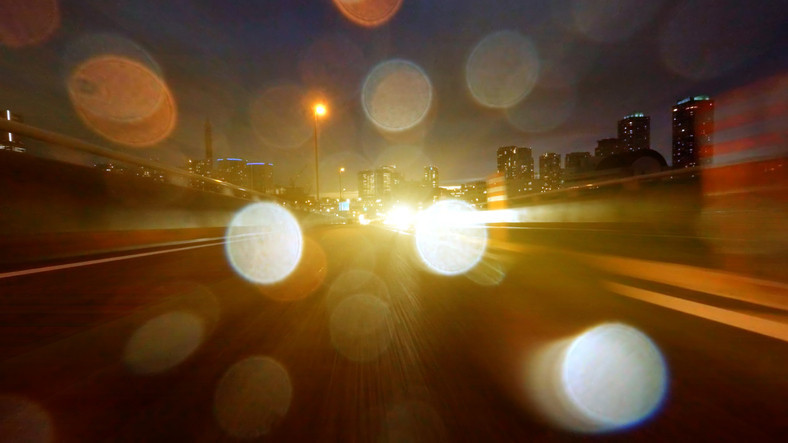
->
<box><xmin>215</xmin><ymin>158</ymin><xmax>247</xmax><ymax>187</ymax></box>
<box><xmin>497</xmin><ymin>146</ymin><xmax>534</xmax><ymax>180</ymax></box>
<box><xmin>1</xmin><ymin>110</ymin><xmax>26</xmax><ymax>153</ymax></box>
<box><xmin>358</xmin><ymin>169</ymin><xmax>376</xmax><ymax>200</ymax></box>
<box><xmin>375</xmin><ymin>165</ymin><xmax>401</xmax><ymax>201</ymax></box>
<box><xmin>565</xmin><ymin>151</ymin><xmax>593</xmax><ymax>174</ymax></box>
<box><xmin>497</xmin><ymin>146</ymin><xmax>536</xmax><ymax>196</ymax></box>
<box><xmin>247</xmin><ymin>162</ymin><xmax>273</xmax><ymax>193</ymax></box>
<box><xmin>595</xmin><ymin>138</ymin><xmax>622</xmax><ymax>158</ymax></box>
<box><xmin>617</xmin><ymin>113</ymin><xmax>650</xmax><ymax>152</ymax></box>
<box><xmin>424</xmin><ymin>165</ymin><xmax>439</xmax><ymax>189</ymax></box>
<box><xmin>358</xmin><ymin>166</ymin><xmax>402</xmax><ymax>201</ymax></box>
<box><xmin>672</xmin><ymin>95</ymin><xmax>714</xmax><ymax>168</ymax></box>
<box><xmin>461</xmin><ymin>180</ymin><xmax>487</xmax><ymax>208</ymax></box>
<box><xmin>539</xmin><ymin>152</ymin><xmax>562</xmax><ymax>192</ymax></box>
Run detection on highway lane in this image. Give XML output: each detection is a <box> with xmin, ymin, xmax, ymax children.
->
<box><xmin>0</xmin><ymin>225</ymin><xmax>786</xmax><ymax>441</ymax></box>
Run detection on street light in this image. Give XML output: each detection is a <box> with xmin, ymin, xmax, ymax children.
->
<box><xmin>313</xmin><ymin>103</ymin><xmax>326</xmax><ymax>212</ymax></box>
<box><xmin>339</xmin><ymin>167</ymin><xmax>345</xmax><ymax>201</ymax></box>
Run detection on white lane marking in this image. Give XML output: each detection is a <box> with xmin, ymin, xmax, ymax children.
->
<box><xmin>576</xmin><ymin>253</ymin><xmax>788</xmax><ymax>312</ymax></box>
<box><xmin>605</xmin><ymin>281</ymin><xmax>788</xmax><ymax>343</ymax></box>
<box><xmin>485</xmin><ymin>238</ymin><xmax>787</xmax><ymax>312</ymax></box>
<box><xmin>0</xmin><ymin>240</ymin><xmax>227</xmax><ymax>280</ymax></box>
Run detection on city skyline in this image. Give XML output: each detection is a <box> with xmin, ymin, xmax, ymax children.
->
<box><xmin>0</xmin><ymin>1</ymin><xmax>784</xmax><ymax>190</ymax></box>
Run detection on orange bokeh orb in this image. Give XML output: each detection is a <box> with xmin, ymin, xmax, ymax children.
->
<box><xmin>332</xmin><ymin>0</ymin><xmax>403</xmax><ymax>28</ymax></box>
<box><xmin>68</xmin><ymin>55</ymin><xmax>176</xmax><ymax>147</ymax></box>
<box><xmin>0</xmin><ymin>0</ymin><xmax>60</xmax><ymax>48</ymax></box>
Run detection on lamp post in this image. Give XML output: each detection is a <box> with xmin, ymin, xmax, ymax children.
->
<box><xmin>313</xmin><ymin>103</ymin><xmax>326</xmax><ymax>212</ymax></box>
<box><xmin>339</xmin><ymin>167</ymin><xmax>345</xmax><ymax>202</ymax></box>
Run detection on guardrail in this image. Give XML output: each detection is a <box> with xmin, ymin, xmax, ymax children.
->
<box><xmin>0</xmin><ymin>119</ymin><xmax>270</xmax><ymax>201</ymax></box>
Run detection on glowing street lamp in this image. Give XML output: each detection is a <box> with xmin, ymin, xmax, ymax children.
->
<box><xmin>339</xmin><ymin>167</ymin><xmax>345</xmax><ymax>201</ymax></box>
<box><xmin>313</xmin><ymin>103</ymin><xmax>327</xmax><ymax>211</ymax></box>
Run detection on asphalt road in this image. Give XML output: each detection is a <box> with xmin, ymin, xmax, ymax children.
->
<box><xmin>0</xmin><ymin>225</ymin><xmax>785</xmax><ymax>442</ymax></box>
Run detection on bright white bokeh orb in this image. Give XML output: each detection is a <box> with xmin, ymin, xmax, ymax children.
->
<box><xmin>415</xmin><ymin>200</ymin><xmax>487</xmax><ymax>276</ymax></box>
<box><xmin>225</xmin><ymin>203</ymin><xmax>303</xmax><ymax>285</ymax></box>
<box><xmin>561</xmin><ymin>323</ymin><xmax>667</xmax><ymax>430</ymax></box>
<box><xmin>466</xmin><ymin>30</ymin><xmax>540</xmax><ymax>109</ymax></box>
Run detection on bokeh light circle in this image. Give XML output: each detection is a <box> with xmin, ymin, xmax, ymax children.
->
<box><xmin>67</xmin><ymin>55</ymin><xmax>176</xmax><ymax>147</ymax></box>
<box><xmin>506</xmin><ymin>86</ymin><xmax>576</xmax><ymax>133</ymax></box>
<box><xmin>225</xmin><ymin>203</ymin><xmax>303</xmax><ymax>285</ymax></box>
<box><xmin>330</xmin><ymin>293</ymin><xmax>392</xmax><ymax>362</ymax></box>
<box><xmin>465</xmin><ymin>258</ymin><xmax>507</xmax><ymax>286</ymax></box>
<box><xmin>332</xmin><ymin>0</ymin><xmax>403</xmax><ymax>28</ymax></box>
<box><xmin>562</xmin><ymin>323</ymin><xmax>667</xmax><ymax>430</ymax></box>
<box><xmin>326</xmin><ymin>269</ymin><xmax>389</xmax><ymax>312</ymax></box>
<box><xmin>659</xmin><ymin>1</ymin><xmax>785</xmax><ymax>80</ymax></box>
<box><xmin>0</xmin><ymin>0</ymin><xmax>60</xmax><ymax>48</ymax></box>
<box><xmin>250</xmin><ymin>84</ymin><xmax>313</xmax><ymax>150</ymax></box>
<box><xmin>466</xmin><ymin>30</ymin><xmax>540</xmax><ymax>109</ymax></box>
<box><xmin>0</xmin><ymin>395</ymin><xmax>53</xmax><ymax>443</ymax></box>
<box><xmin>258</xmin><ymin>237</ymin><xmax>327</xmax><ymax>302</ymax></box>
<box><xmin>415</xmin><ymin>200</ymin><xmax>488</xmax><ymax>276</ymax></box>
<box><xmin>214</xmin><ymin>356</ymin><xmax>292</xmax><ymax>438</ymax></box>
<box><xmin>123</xmin><ymin>311</ymin><xmax>204</xmax><ymax>374</ymax></box>
<box><xmin>381</xmin><ymin>400</ymin><xmax>447</xmax><ymax>442</ymax></box>
<box><xmin>570</xmin><ymin>0</ymin><xmax>664</xmax><ymax>43</ymax></box>
<box><xmin>362</xmin><ymin>59</ymin><xmax>433</xmax><ymax>132</ymax></box>
<box><xmin>298</xmin><ymin>33</ymin><xmax>365</xmax><ymax>103</ymax></box>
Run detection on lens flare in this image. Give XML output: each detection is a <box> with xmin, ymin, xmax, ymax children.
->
<box><xmin>330</xmin><ymin>293</ymin><xmax>392</xmax><ymax>362</ymax></box>
<box><xmin>381</xmin><ymin>401</ymin><xmax>447</xmax><ymax>442</ymax></box>
<box><xmin>326</xmin><ymin>269</ymin><xmax>389</xmax><ymax>312</ymax></box>
<box><xmin>465</xmin><ymin>258</ymin><xmax>507</xmax><ymax>286</ymax></box>
<box><xmin>570</xmin><ymin>0</ymin><xmax>663</xmax><ymax>43</ymax></box>
<box><xmin>320</xmin><ymin>230</ymin><xmax>379</xmax><ymax>273</ymax></box>
<box><xmin>214</xmin><ymin>356</ymin><xmax>292</xmax><ymax>438</ymax></box>
<box><xmin>563</xmin><ymin>324</ymin><xmax>667</xmax><ymax>429</ymax></box>
<box><xmin>0</xmin><ymin>395</ymin><xmax>53</xmax><ymax>443</ymax></box>
<box><xmin>528</xmin><ymin>323</ymin><xmax>668</xmax><ymax>433</ymax></box>
<box><xmin>362</xmin><ymin>59</ymin><xmax>433</xmax><ymax>132</ymax></box>
<box><xmin>123</xmin><ymin>311</ymin><xmax>204</xmax><ymax>375</ymax></box>
<box><xmin>298</xmin><ymin>34</ymin><xmax>365</xmax><ymax>103</ymax></box>
<box><xmin>258</xmin><ymin>237</ymin><xmax>327</xmax><ymax>302</ymax></box>
<box><xmin>506</xmin><ymin>85</ymin><xmax>576</xmax><ymax>133</ymax></box>
<box><xmin>415</xmin><ymin>200</ymin><xmax>488</xmax><ymax>276</ymax></box>
<box><xmin>0</xmin><ymin>0</ymin><xmax>60</xmax><ymax>48</ymax></box>
<box><xmin>250</xmin><ymin>84</ymin><xmax>313</xmax><ymax>150</ymax></box>
<box><xmin>374</xmin><ymin>144</ymin><xmax>432</xmax><ymax>177</ymax></box>
<box><xmin>67</xmin><ymin>55</ymin><xmax>176</xmax><ymax>147</ymax></box>
<box><xmin>332</xmin><ymin>0</ymin><xmax>403</xmax><ymax>28</ymax></box>
<box><xmin>225</xmin><ymin>203</ymin><xmax>303</xmax><ymax>285</ymax></box>
<box><xmin>659</xmin><ymin>1</ymin><xmax>784</xmax><ymax>80</ymax></box>
<box><xmin>466</xmin><ymin>30</ymin><xmax>540</xmax><ymax>109</ymax></box>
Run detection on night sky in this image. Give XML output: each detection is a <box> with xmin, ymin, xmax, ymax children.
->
<box><xmin>1</xmin><ymin>0</ymin><xmax>786</xmax><ymax>193</ymax></box>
